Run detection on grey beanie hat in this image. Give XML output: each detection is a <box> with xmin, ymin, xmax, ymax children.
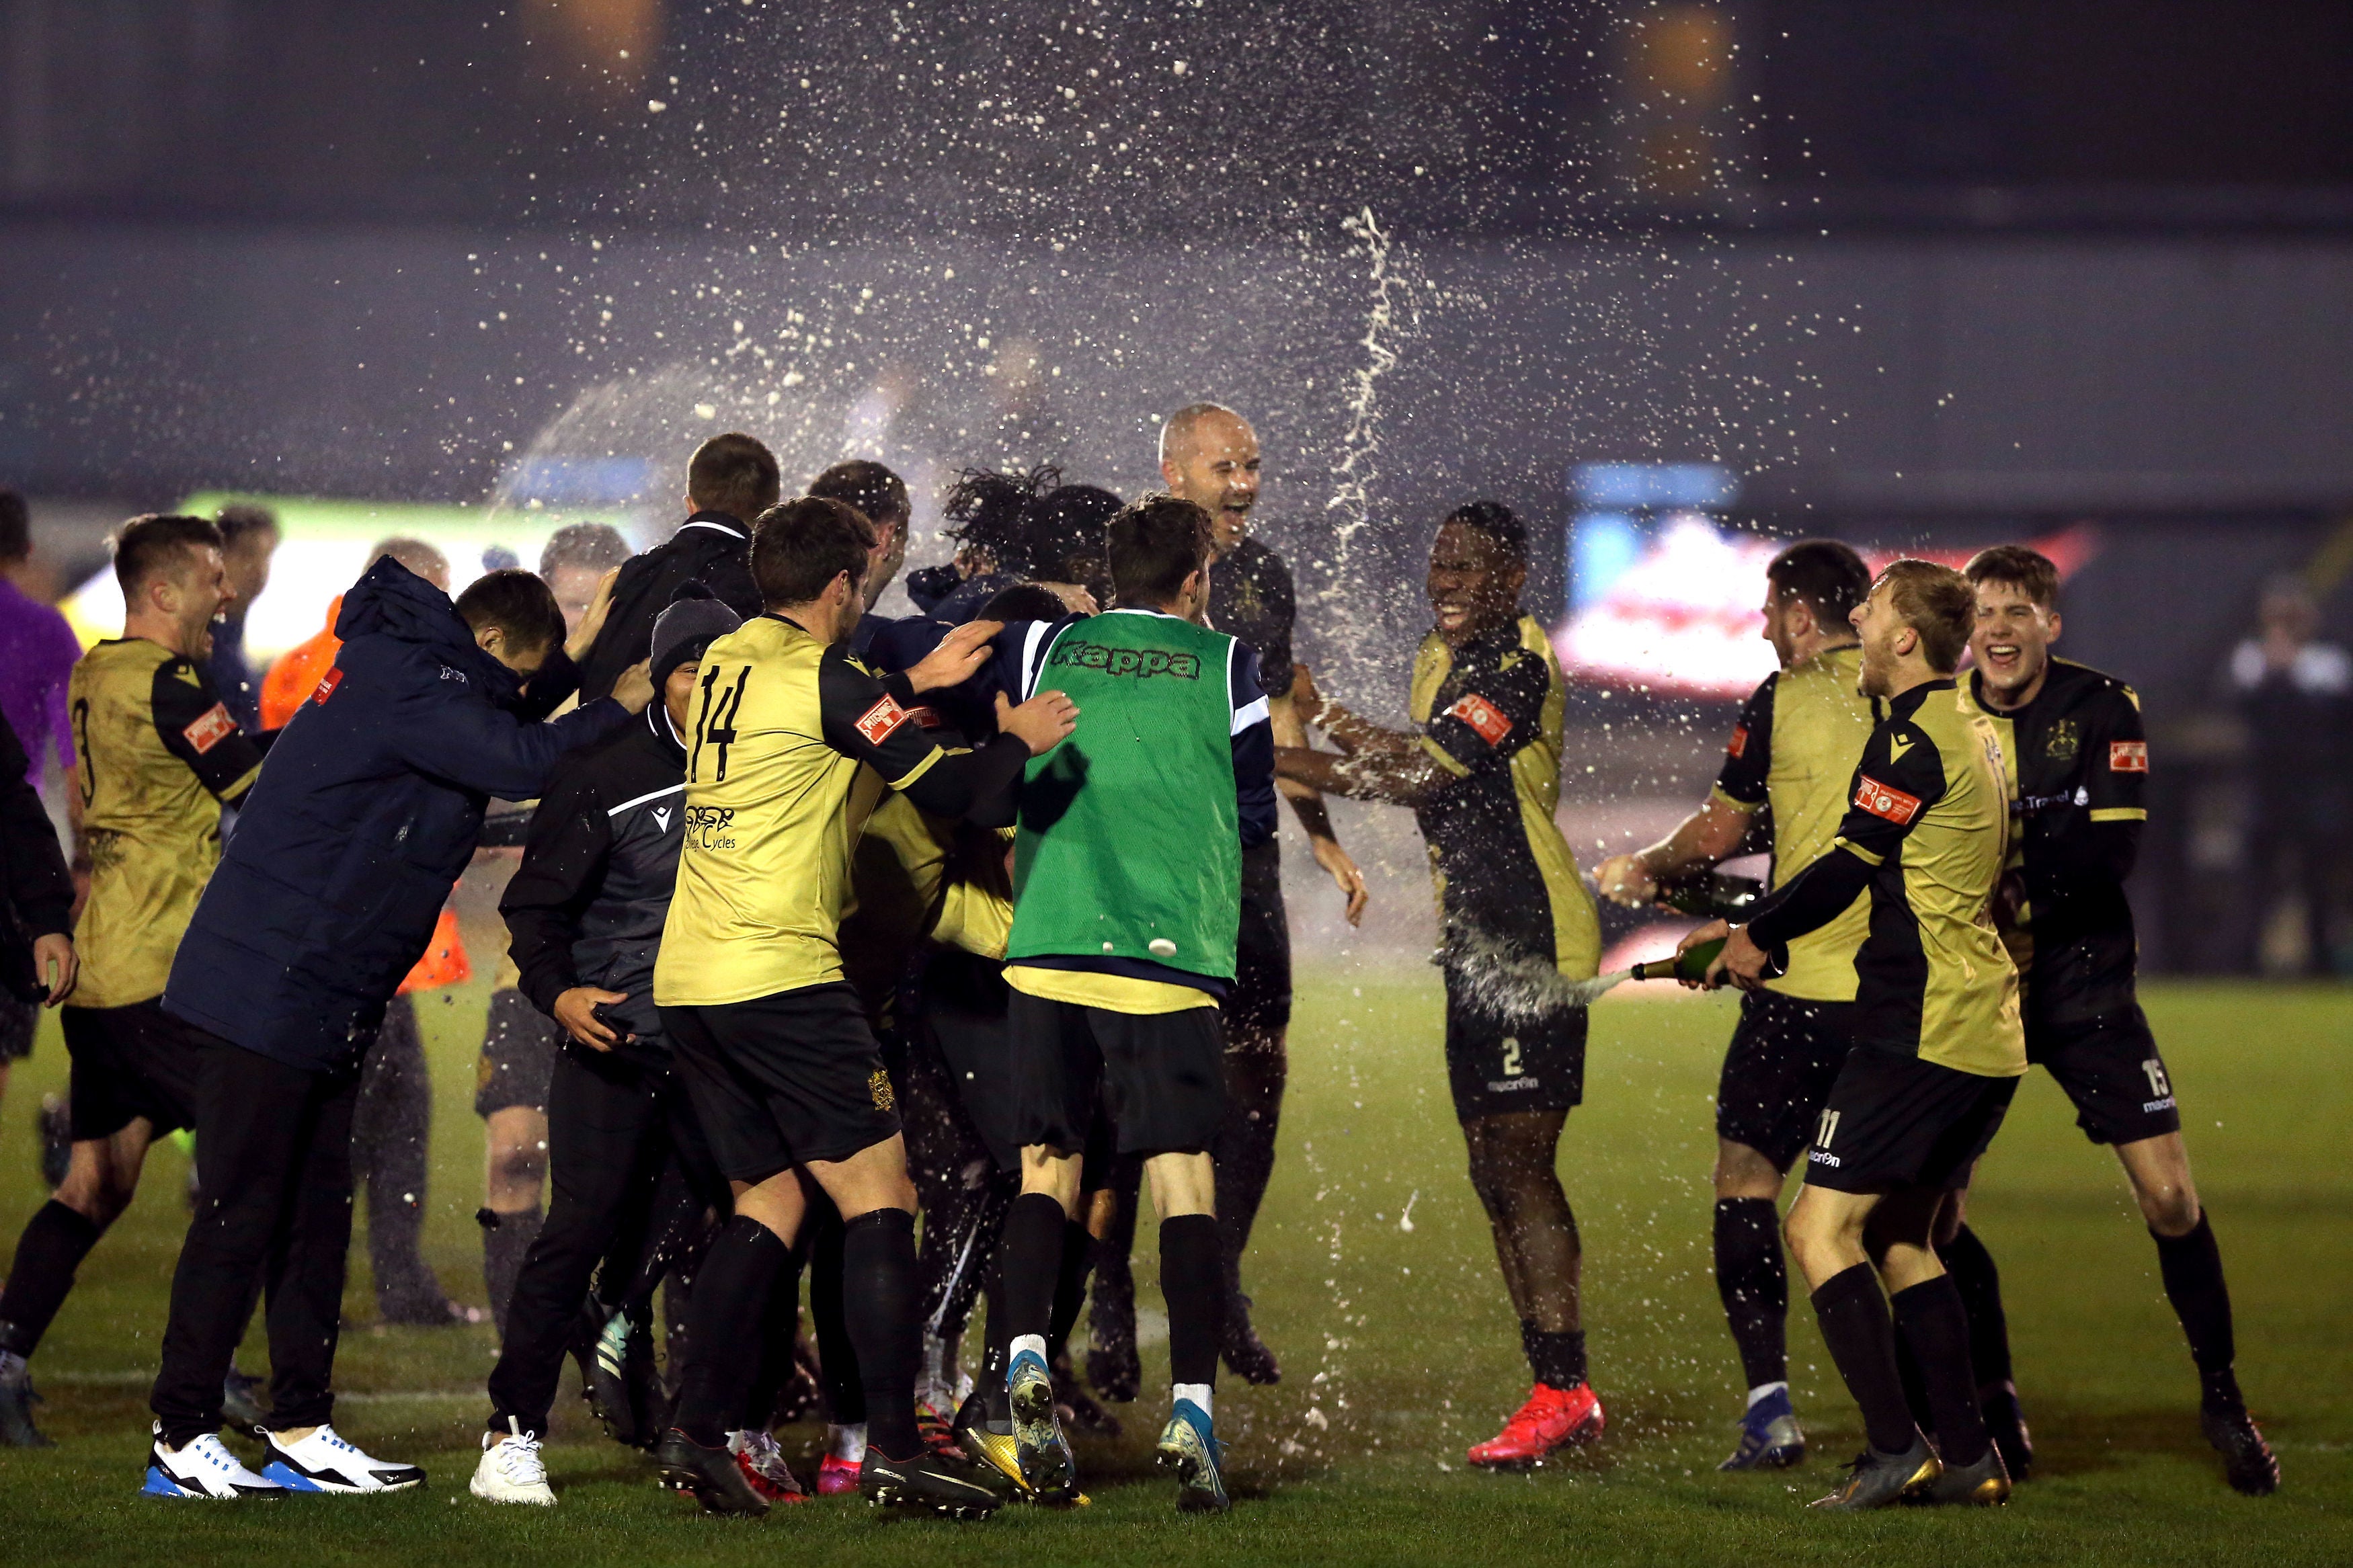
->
<box><xmin>649</xmin><ymin>582</ymin><xmax>743</xmax><ymax>677</ymax></box>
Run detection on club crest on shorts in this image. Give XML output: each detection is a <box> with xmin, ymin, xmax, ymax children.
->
<box><xmin>869</xmin><ymin>1068</ymin><xmax>896</xmax><ymax>1112</ymax></box>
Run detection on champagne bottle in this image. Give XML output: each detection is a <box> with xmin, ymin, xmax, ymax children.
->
<box><xmin>1633</xmin><ymin>938</ymin><xmax>1724</xmax><ymax>983</ymax></box>
<box><xmin>1654</xmin><ymin>872</ymin><xmax>1763</xmax><ymax>919</ymax></box>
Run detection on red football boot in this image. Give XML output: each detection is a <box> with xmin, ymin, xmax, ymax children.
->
<box><xmin>729</xmin><ymin>1430</ymin><xmax>813</xmax><ymax>1504</ymax></box>
<box><xmin>1467</xmin><ymin>1383</ymin><xmax>1605</xmax><ymax>1469</ymax></box>
<box><xmin>815</xmin><ymin>1450</ymin><xmax>863</xmax><ymax>1495</ymax></box>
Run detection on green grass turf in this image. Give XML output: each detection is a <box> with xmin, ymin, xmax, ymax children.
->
<box><xmin>0</xmin><ymin>968</ymin><xmax>2346</xmax><ymax>1565</ymax></box>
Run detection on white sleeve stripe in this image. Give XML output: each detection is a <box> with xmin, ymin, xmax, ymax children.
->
<box><xmin>1232</xmin><ymin>695</ymin><xmax>1270</xmax><ymax>735</ymax></box>
<box><xmin>1021</xmin><ymin>620</ymin><xmax>1055</xmax><ymax>700</ymax></box>
<box><xmin>607</xmin><ymin>782</ymin><xmax>685</xmax><ymax>816</ymax></box>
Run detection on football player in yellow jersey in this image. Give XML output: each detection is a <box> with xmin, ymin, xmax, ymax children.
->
<box><xmin>648</xmin><ymin>497</ymin><xmax>1075</xmax><ymax>1518</ymax></box>
<box><xmin>1691</xmin><ymin>561</ymin><xmax>2026</xmax><ymax>1510</ymax></box>
<box><xmin>1597</xmin><ymin>540</ymin><xmax>1876</xmax><ymax>1470</ymax></box>
<box><xmin>1279</xmin><ymin>501</ymin><xmax>1610</xmax><ymax>1471</ymax></box>
<box><xmin>0</xmin><ymin>516</ymin><xmax>262</xmax><ymax>1446</ymax></box>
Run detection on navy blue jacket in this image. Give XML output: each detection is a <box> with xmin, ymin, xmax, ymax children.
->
<box><xmin>166</xmin><ymin>558</ymin><xmax>631</xmax><ymax>1072</ymax></box>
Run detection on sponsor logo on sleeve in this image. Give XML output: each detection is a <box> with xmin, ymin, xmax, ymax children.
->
<box><xmin>1445</xmin><ymin>693</ymin><xmax>1513</xmax><ymax>747</ymax></box>
<box><xmin>182</xmin><ymin>703</ymin><xmax>238</xmax><ymax>754</ymax></box>
<box><xmin>311</xmin><ymin>668</ymin><xmax>344</xmax><ymax>705</ymax></box>
<box><xmin>2109</xmin><ymin>740</ymin><xmax>2148</xmax><ymax>773</ymax></box>
<box><xmin>1726</xmin><ymin>725</ymin><xmax>1748</xmax><ymax>759</ymax></box>
<box><xmin>1853</xmin><ymin>776</ymin><xmax>1923</xmax><ymax>825</ymax></box>
<box><xmin>855</xmin><ymin>694</ymin><xmax>913</xmax><ymax>744</ymax></box>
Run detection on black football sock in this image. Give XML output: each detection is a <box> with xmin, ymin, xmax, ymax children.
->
<box><xmin>1000</xmin><ymin>1192</ymin><xmax>1068</xmax><ymax>1346</ymax></box>
<box><xmin>672</xmin><ymin>1216</ymin><xmax>787</xmax><ymax>1448</ymax></box>
<box><xmin>1939</xmin><ymin>1223</ymin><xmax>2013</xmax><ymax>1389</ymax></box>
<box><xmin>1525</xmin><ymin>1325</ymin><xmax>1589</xmax><ymax>1391</ymax></box>
<box><xmin>1160</xmin><ymin>1214</ymin><xmax>1224</xmax><ymax>1391</ymax></box>
<box><xmin>742</xmin><ymin>1244</ymin><xmax>807</xmax><ymax>1431</ymax></box>
<box><xmin>0</xmin><ymin>1200</ymin><xmax>104</xmax><ymax>1357</ymax></box>
<box><xmin>1891</xmin><ymin>1316</ymin><xmax>1937</xmax><ymax>1436</ymax></box>
<box><xmin>807</xmin><ymin>1204</ymin><xmax>865</xmax><ymax>1425</ymax></box>
<box><xmin>1046</xmin><ymin>1217</ymin><xmax>1094</xmax><ymax>1363</ymax></box>
<box><xmin>478</xmin><ymin>1207</ymin><xmax>542</xmax><ymax>1338</ymax></box>
<box><xmin>980</xmin><ymin>1260</ymin><xmax>1012</xmax><ymax>1423</ymax></box>
<box><xmin>1712</xmin><ymin>1197</ymin><xmax>1788</xmax><ymax>1391</ymax></box>
<box><xmin>2153</xmin><ymin>1210</ymin><xmax>2243</xmax><ymax>1412</ymax></box>
<box><xmin>1892</xmin><ymin>1275</ymin><xmax>1992</xmax><ymax>1467</ymax></box>
<box><xmin>1808</xmin><ymin>1263</ymin><xmax>1917</xmax><ymax>1455</ymax></box>
<box><xmin>841</xmin><ymin>1208</ymin><xmax>923</xmax><ymax>1460</ymax></box>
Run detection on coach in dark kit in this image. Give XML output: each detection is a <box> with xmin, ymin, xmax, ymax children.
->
<box><xmin>575</xmin><ymin>433</ymin><xmax>781</xmax><ymax>702</ymax></box>
<box><xmin>144</xmin><ymin>558</ymin><xmax>652</xmax><ymax>1496</ymax></box>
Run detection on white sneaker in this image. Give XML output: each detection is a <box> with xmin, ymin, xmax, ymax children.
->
<box><xmin>471</xmin><ymin>1419</ymin><xmax>555</xmax><ymax>1505</ymax></box>
<box><xmin>143</xmin><ymin>1425</ymin><xmax>288</xmax><ymax>1499</ymax></box>
<box><xmin>260</xmin><ymin>1423</ymin><xmax>426</xmax><ymax>1493</ymax></box>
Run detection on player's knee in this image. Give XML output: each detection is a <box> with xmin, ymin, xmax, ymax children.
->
<box><xmin>2139</xmin><ymin>1181</ymin><xmax>2200</xmax><ymax>1237</ymax></box>
<box><xmin>488</xmin><ymin>1141</ymin><xmax>547</xmax><ymax>1192</ymax></box>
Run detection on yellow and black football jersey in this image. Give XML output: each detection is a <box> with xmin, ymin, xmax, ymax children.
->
<box><xmin>655</xmin><ymin>614</ymin><xmax>957</xmax><ymax>1007</ymax></box>
<box><xmin>1748</xmin><ymin>679</ymin><xmax>2024</xmax><ymax>1078</ymax></box>
<box><xmin>69</xmin><ymin>638</ymin><xmax>264</xmax><ymax>1009</ymax></box>
<box><xmin>1959</xmin><ymin>659</ymin><xmax>2149</xmax><ymax>1028</ymax></box>
<box><xmin>1712</xmin><ymin>645</ymin><xmax>1876</xmax><ymax>1001</ymax></box>
<box><xmin>1408</xmin><ymin>613</ymin><xmax>1601</xmax><ymax>986</ymax></box>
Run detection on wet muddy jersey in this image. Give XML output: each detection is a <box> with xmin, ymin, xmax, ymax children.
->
<box><xmin>1960</xmin><ymin>659</ymin><xmax>2148</xmax><ymax>1027</ymax></box>
<box><xmin>1747</xmin><ymin>679</ymin><xmax>2024</xmax><ymax>1077</ymax></box>
<box><xmin>1712</xmin><ymin>645</ymin><xmax>1876</xmax><ymax>1002</ymax></box>
<box><xmin>69</xmin><ymin>638</ymin><xmax>265</xmax><ymax>1008</ymax></box>
<box><xmin>1408</xmin><ymin>614</ymin><xmax>1601</xmax><ymax>987</ymax></box>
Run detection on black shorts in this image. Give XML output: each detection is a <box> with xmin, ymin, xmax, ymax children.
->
<box><xmin>917</xmin><ymin>949</ymin><xmax>1019</xmax><ymax>1170</ymax></box>
<box><xmin>1444</xmin><ymin>967</ymin><xmax>1587</xmax><ymax>1123</ymax></box>
<box><xmin>1006</xmin><ymin>988</ymin><xmax>1229</xmax><ymax>1158</ymax></box>
<box><xmin>1228</xmin><ymin>839</ymin><xmax>1292</xmax><ymax>1038</ymax></box>
<box><xmin>475</xmin><ymin>986</ymin><xmax>563</xmax><ymax>1118</ymax></box>
<box><xmin>2027</xmin><ymin>1005</ymin><xmax>2182</xmax><ymax>1145</ymax></box>
<box><xmin>662</xmin><ymin>981</ymin><xmax>902</xmax><ymax>1180</ymax></box>
<box><xmin>1717</xmin><ymin>991</ymin><xmax>1857</xmax><ymax>1171</ymax></box>
<box><xmin>1802</xmin><ymin>1046</ymin><xmax>2019</xmax><ymax>1194</ymax></box>
<box><xmin>0</xmin><ymin>993</ymin><xmax>35</xmax><ymax>1063</ymax></box>
<box><xmin>63</xmin><ymin>999</ymin><xmax>202</xmax><ymax>1141</ymax></box>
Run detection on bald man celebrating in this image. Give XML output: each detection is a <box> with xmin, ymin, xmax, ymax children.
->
<box><xmin>1084</xmin><ymin>402</ymin><xmax>1366</xmax><ymax>1392</ymax></box>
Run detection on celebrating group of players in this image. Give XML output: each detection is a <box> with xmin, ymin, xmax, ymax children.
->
<box><xmin>0</xmin><ymin>397</ymin><xmax>2277</xmax><ymax>1520</ymax></box>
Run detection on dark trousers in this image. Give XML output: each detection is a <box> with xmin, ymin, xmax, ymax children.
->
<box><xmin>151</xmin><ymin>1034</ymin><xmax>359</xmax><ymax>1447</ymax></box>
<box><xmin>486</xmin><ymin>1045</ymin><xmax>721</xmax><ymax>1437</ymax></box>
<box><xmin>352</xmin><ymin>995</ymin><xmax>441</xmax><ymax>1317</ymax></box>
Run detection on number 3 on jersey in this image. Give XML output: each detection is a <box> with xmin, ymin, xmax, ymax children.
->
<box><xmin>693</xmin><ymin>665</ymin><xmax>750</xmax><ymax>782</ymax></box>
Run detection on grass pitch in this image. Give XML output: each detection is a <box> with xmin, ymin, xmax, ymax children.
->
<box><xmin>0</xmin><ymin>970</ymin><xmax>2345</xmax><ymax>1566</ymax></box>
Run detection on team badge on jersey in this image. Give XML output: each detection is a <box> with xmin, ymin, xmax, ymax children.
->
<box><xmin>1447</xmin><ymin>693</ymin><xmax>1513</xmax><ymax>747</ymax></box>
<box><xmin>855</xmin><ymin>694</ymin><xmax>912</xmax><ymax>744</ymax></box>
<box><xmin>2045</xmin><ymin>718</ymin><xmax>2079</xmax><ymax>760</ymax></box>
<box><xmin>1854</xmin><ymin>776</ymin><xmax>1923</xmax><ymax>825</ymax></box>
<box><xmin>181</xmin><ymin>703</ymin><xmax>239</xmax><ymax>755</ymax></box>
<box><xmin>2109</xmin><ymin>740</ymin><xmax>2148</xmax><ymax>773</ymax></box>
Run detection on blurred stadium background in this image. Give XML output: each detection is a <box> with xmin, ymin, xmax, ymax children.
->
<box><xmin>5</xmin><ymin>0</ymin><xmax>2352</xmax><ymax>977</ymax></box>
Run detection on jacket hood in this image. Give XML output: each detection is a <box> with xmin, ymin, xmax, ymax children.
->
<box><xmin>335</xmin><ymin>556</ymin><xmax>523</xmax><ymax>704</ymax></box>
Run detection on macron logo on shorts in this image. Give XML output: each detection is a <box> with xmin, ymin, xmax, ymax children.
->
<box><xmin>1447</xmin><ymin>694</ymin><xmax>1513</xmax><ymax>747</ymax></box>
<box><xmin>1853</xmin><ymin>776</ymin><xmax>1923</xmax><ymax>825</ymax></box>
<box><xmin>2109</xmin><ymin>740</ymin><xmax>2148</xmax><ymax>773</ymax></box>
<box><xmin>855</xmin><ymin>694</ymin><xmax>912</xmax><ymax>744</ymax></box>
<box><xmin>182</xmin><ymin>702</ymin><xmax>238</xmax><ymax>754</ymax></box>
